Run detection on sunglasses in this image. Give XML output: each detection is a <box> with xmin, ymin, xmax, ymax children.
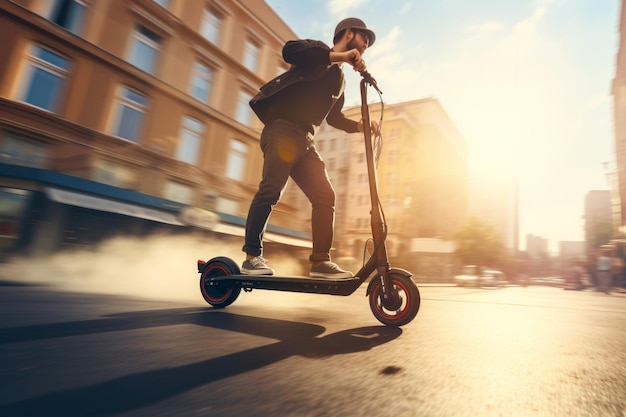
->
<box><xmin>353</xmin><ymin>30</ymin><xmax>370</xmax><ymax>47</ymax></box>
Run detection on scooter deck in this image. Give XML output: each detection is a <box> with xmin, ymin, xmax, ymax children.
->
<box><xmin>204</xmin><ymin>274</ymin><xmax>364</xmax><ymax>296</ymax></box>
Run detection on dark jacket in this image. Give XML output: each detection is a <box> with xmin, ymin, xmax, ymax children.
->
<box><xmin>249</xmin><ymin>39</ymin><xmax>359</xmax><ymax>134</ymax></box>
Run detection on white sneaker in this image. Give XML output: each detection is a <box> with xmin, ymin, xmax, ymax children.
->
<box><xmin>310</xmin><ymin>261</ymin><xmax>353</xmax><ymax>278</ymax></box>
<box><xmin>241</xmin><ymin>256</ymin><xmax>274</xmax><ymax>275</ymax></box>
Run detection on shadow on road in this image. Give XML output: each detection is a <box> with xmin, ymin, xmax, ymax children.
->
<box><xmin>0</xmin><ymin>307</ymin><xmax>402</xmax><ymax>417</ymax></box>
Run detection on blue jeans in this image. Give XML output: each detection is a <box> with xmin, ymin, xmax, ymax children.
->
<box><xmin>243</xmin><ymin>119</ymin><xmax>335</xmax><ymax>263</ymax></box>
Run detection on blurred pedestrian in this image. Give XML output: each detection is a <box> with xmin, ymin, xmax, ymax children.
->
<box><xmin>611</xmin><ymin>255</ymin><xmax>624</xmax><ymax>291</ymax></box>
<box><xmin>596</xmin><ymin>249</ymin><xmax>612</xmax><ymax>294</ymax></box>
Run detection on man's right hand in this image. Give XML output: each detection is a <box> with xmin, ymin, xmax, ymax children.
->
<box><xmin>330</xmin><ymin>49</ymin><xmax>367</xmax><ymax>72</ymax></box>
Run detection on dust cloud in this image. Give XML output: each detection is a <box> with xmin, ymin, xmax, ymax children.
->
<box><xmin>0</xmin><ymin>233</ymin><xmax>304</xmax><ymax>302</ymax></box>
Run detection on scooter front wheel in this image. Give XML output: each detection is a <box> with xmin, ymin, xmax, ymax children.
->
<box><xmin>369</xmin><ymin>273</ymin><xmax>420</xmax><ymax>326</ymax></box>
<box><xmin>200</xmin><ymin>257</ymin><xmax>241</xmax><ymax>308</ymax></box>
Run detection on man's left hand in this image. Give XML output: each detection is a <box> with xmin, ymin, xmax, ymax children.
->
<box><xmin>358</xmin><ymin>119</ymin><xmax>380</xmax><ymax>136</ymax></box>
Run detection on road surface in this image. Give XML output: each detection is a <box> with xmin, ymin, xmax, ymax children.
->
<box><xmin>0</xmin><ymin>280</ymin><xmax>625</xmax><ymax>416</ymax></box>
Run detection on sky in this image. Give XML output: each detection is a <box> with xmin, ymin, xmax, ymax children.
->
<box><xmin>265</xmin><ymin>0</ymin><xmax>620</xmax><ymax>252</ymax></box>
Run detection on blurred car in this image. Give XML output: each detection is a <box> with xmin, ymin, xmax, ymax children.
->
<box><xmin>562</xmin><ymin>266</ymin><xmax>592</xmax><ymax>290</ymax></box>
<box><xmin>454</xmin><ymin>265</ymin><xmax>506</xmax><ymax>287</ymax></box>
<box><xmin>529</xmin><ymin>276</ymin><xmax>565</xmax><ymax>287</ymax></box>
<box><xmin>480</xmin><ymin>270</ymin><xmax>506</xmax><ymax>287</ymax></box>
<box><xmin>563</xmin><ymin>274</ymin><xmax>591</xmax><ymax>290</ymax></box>
<box><xmin>453</xmin><ymin>265</ymin><xmax>479</xmax><ymax>287</ymax></box>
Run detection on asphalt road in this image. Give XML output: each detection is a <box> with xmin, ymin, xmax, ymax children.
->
<box><xmin>0</xmin><ymin>280</ymin><xmax>625</xmax><ymax>417</ymax></box>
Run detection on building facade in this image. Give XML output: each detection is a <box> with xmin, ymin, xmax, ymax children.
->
<box><xmin>0</xmin><ymin>0</ymin><xmax>313</xmax><ymax>256</ymax></box>
<box><xmin>559</xmin><ymin>241</ymin><xmax>585</xmax><ymax>261</ymax></box>
<box><xmin>526</xmin><ymin>234</ymin><xmax>548</xmax><ymax>258</ymax></box>
<box><xmin>315</xmin><ymin>97</ymin><xmax>468</xmax><ymax>274</ymax></box>
<box><xmin>614</xmin><ymin>0</ymin><xmax>626</xmax><ymax>229</ymax></box>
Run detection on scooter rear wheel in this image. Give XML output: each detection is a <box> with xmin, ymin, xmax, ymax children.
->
<box><xmin>200</xmin><ymin>257</ymin><xmax>241</xmax><ymax>308</ymax></box>
<box><xmin>369</xmin><ymin>273</ymin><xmax>420</xmax><ymax>326</ymax></box>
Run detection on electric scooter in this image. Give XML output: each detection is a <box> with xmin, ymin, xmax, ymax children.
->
<box><xmin>196</xmin><ymin>73</ymin><xmax>421</xmax><ymax>327</ymax></box>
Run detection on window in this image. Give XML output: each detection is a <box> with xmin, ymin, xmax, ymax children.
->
<box><xmin>356</xmin><ymin>218</ymin><xmax>368</xmax><ymax>229</ymax></box>
<box><xmin>1</xmin><ymin>133</ymin><xmax>49</xmax><ymax>168</ymax></box>
<box><xmin>235</xmin><ymin>90</ymin><xmax>253</xmax><ymax>126</ymax></box>
<box><xmin>152</xmin><ymin>0</ymin><xmax>169</xmax><ymax>8</ymax></box>
<box><xmin>44</xmin><ymin>0</ymin><xmax>87</xmax><ymax>34</ymax></box>
<box><xmin>128</xmin><ymin>25</ymin><xmax>161</xmax><ymax>75</ymax></box>
<box><xmin>201</xmin><ymin>9</ymin><xmax>222</xmax><ymax>44</ymax></box>
<box><xmin>177</xmin><ymin>116</ymin><xmax>204</xmax><ymax>165</ymax></box>
<box><xmin>19</xmin><ymin>45</ymin><xmax>70</xmax><ymax>113</ymax></box>
<box><xmin>388</xmin><ymin>148</ymin><xmax>399</xmax><ymax>163</ymax></box>
<box><xmin>0</xmin><ymin>188</ymin><xmax>33</xmax><ymax>241</ymax></box>
<box><xmin>243</xmin><ymin>39</ymin><xmax>260</xmax><ymax>72</ymax></box>
<box><xmin>111</xmin><ymin>87</ymin><xmax>148</xmax><ymax>142</ymax></box>
<box><xmin>276</xmin><ymin>64</ymin><xmax>288</xmax><ymax>77</ymax></box>
<box><xmin>225</xmin><ymin>139</ymin><xmax>248</xmax><ymax>181</ymax></box>
<box><xmin>189</xmin><ymin>62</ymin><xmax>213</xmax><ymax>104</ymax></box>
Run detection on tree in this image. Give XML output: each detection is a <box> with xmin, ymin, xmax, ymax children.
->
<box><xmin>453</xmin><ymin>217</ymin><xmax>505</xmax><ymax>270</ymax></box>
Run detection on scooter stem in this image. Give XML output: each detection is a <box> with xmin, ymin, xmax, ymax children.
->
<box><xmin>360</xmin><ymin>78</ymin><xmax>391</xmax><ymax>287</ymax></box>
<box><xmin>359</xmin><ymin>71</ymin><xmax>383</xmax><ymax>94</ymax></box>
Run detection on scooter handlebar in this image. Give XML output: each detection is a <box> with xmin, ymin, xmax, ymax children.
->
<box><xmin>360</xmin><ymin>71</ymin><xmax>382</xmax><ymax>94</ymax></box>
